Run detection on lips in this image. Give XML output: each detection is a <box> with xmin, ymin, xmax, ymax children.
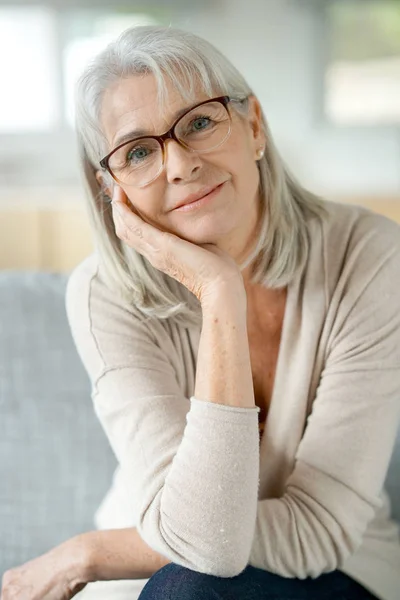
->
<box><xmin>172</xmin><ymin>183</ymin><xmax>224</xmax><ymax>210</ymax></box>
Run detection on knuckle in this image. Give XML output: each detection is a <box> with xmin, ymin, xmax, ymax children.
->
<box><xmin>1</xmin><ymin>573</ymin><xmax>13</xmax><ymax>597</ymax></box>
<box><xmin>132</xmin><ymin>226</ymin><xmax>144</xmax><ymax>238</ymax></box>
<box><xmin>160</xmin><ymin>231</ymin><xmax>174</xmax><ymax>246</ymax></box>
<box><xmin>2</xmin><ymin>569</ymin><xmax>12</xmax><ymax>583</ymax></box>
<box><xmin>115</xmin><ymin>220</ymin><xmax>144</xmax><ymax>243</ymax></box>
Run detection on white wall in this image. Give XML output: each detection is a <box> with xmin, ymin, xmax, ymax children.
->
<box><xmin>1</xmin><ymin>0</ymin><xmax>399</xmax><ymax>201</ymax></box>
<box><xmin>175</xmin><ymin>0</ymin><xmax>400</xmax><ymax>198</ymax></box>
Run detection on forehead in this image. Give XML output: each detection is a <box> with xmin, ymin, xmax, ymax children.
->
<box><xmin>100</xmin><ymin>73</ymin><xmax>211</xmax><ymax>146</ymax></box>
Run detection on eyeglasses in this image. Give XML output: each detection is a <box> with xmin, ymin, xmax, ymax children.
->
<box><xmin>99</xmin><ymin>95</ymin><xmax>247</xmax><ymax>188</ymax></box>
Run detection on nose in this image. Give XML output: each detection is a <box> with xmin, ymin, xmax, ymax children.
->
<box><xmin>164</xmin><ymin>139</ymin><xmax>202</xmax><ymax>183</ymax></box>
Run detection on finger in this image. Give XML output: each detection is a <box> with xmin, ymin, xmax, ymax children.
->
<box><xmin>111</xmin><ymin>188</ymin><xmax>164</xmax><ymax>254</ymax></box>
<box><xmin>112</xmin><ymin>201</ymin><xmax>145</xmax><ymax>246</ymax></box>
<box><xmin>109</xmin><ymin>187</ymin><xmax>197</xmax><ymax>283</ymax></box>
<box><xmin>112</xmin><ymin>186</ymin><xmax>152</xmax><ymax>227</ymax></box>
<box><xmin>111</xmin><ymin>183</ymin><xmax>128</xmax><ymax>206</ymax></box>
<box><xmin>111</xmin><ymin>185</ymin><xmax>164</xmax><ymax>230</ymax></box>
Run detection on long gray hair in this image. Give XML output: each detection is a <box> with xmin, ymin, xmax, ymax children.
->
<box><xmin>74</xmin><ymin>25</ymin><xmax>329</xmax><ymax>327</ymax></box>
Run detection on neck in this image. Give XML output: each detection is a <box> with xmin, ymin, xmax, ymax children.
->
<box><xmin>237</xmin><ymin>196</ymin><xmax>265</xmax><ymax>289</ymax></box>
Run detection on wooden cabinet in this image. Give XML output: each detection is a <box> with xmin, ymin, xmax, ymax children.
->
<box><xmin>0</xmin><ymin>206</ymin><xmax>93</xmax><ymax>271</ymax></box>
<box><xmin>1</xmin><ymin>196</ymin><xmax>399</xmax><ymax>272</ymax></box>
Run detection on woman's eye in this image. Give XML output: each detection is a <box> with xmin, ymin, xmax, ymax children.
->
<box><xmin>127</xmin><ymin>146</ymin><xmax>149</xmax><ymax>162</ymax></box>
<box><xmin>191</xmin><ymin>116</ymin><xmax>212</xmax><ymax>131</ymax></box>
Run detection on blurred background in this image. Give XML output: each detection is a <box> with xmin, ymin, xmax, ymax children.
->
<box><xmin>0</xmin><ymin>0</ymin><xmax>400</xmax><ymax>270</ymax></box>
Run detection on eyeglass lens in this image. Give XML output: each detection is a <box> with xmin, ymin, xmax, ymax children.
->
<box><xmin>108</xmin><ymin>101</ymin><xmax>231</xmax><ymax>186</ymax></box>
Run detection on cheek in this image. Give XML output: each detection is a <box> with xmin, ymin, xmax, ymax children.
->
<box><xmin>124</xmin><ymin>186</ymin><xmax>166</xmax><ymax>224</ymax></box>
<box><xmin>124</xmin><ymin>189</ymin><xmax>152</xmax><ymax>214</ymax></box>
<box><xmin>227</xmin><ymin>150</ymin><xmax>258</xmax><ymax>190</ymax></box>
<box><xmin>224</xmin><ymin>133</ymin><xmax>254</xmax><ymax>174</ymax></box>
<box><xmin>230</xmin><ymin>153</ymin><xmax>261</xmax><ymax>204</ymax></box>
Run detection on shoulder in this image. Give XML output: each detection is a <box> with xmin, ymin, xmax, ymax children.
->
<box><xmin>311</xmin><ymin>201</ymin><xmax>400</xmax><ymax>363</ymax></box>
<box><xmin>65</xmin><ymin>252</ymin><xmax>149</xmax><ymax>330</ymax></box>
<box><xmin>65</xmin><ymin>253</ymin><xmax>162</xmax><ymax>376</ymax></box>
<box><xmin>317</xmin><ymin>198</ymin><xmax>400</xmax><ymax>255</ymax></box>
<box><xmin>65</xmin><ymin>253</ymin><xmax>117</xmax><ymax>338</ymax></box>
<box><xmin>65</xmin><ymin>252</ymin><xmax>98</xmax><ymax>311</ymax></box>
<box><xmin>308</xmin><ymin>199</ymin><xmax>400</xmax><ymax>301</ymax></box>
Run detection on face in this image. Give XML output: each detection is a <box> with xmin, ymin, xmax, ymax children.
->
<box><xmin>98</xmin><ymin>74</ymin><xmax>266</xmax><ymax>264</ymax></box>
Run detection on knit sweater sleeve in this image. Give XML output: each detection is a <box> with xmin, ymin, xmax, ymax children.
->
<box><xmin>248</xmin><ymin>216</ymin><xmax>400</xmax><ymax>579</ymax></box>
<box><xmin>65</xmin><ymin>259</ymin><xmax>260</xmax><ymax>578</ymax></box>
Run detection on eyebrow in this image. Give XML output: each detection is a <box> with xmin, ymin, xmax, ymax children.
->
<box><xmin>112</xmin><ymin>101</ymin><xmax>200</xmax><ymax>149</ymax></box>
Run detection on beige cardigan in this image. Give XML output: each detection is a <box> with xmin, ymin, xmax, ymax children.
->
<box><xmin>66</xmin><ymin>199</ymin><xmax>400</xmax><ymax>600</ymax></box>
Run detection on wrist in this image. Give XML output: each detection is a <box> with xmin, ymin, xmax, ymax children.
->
<box><xmin>64</xmin><ymin>532</ymin><xmax>96</xmax><ymax>584</ymax></box>
<box><xmin>200</xmin><ymin>281</ymin><xmax>247</xmax><ymax>314</ymax></box>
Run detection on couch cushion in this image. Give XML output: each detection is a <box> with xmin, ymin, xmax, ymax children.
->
<box><xmin>0</xmin><ymin>271</ymin><xmax>116</xmax><ymax>573</ymax></box>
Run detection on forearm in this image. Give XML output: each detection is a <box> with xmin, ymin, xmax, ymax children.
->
<box><xmin>70</xmin><ymin>291</ymin><xmax>254</xmax><ymax>586</ymax></box>
<box><xmin>195</xmin><ymin>286</ymin><xmax>255</xmax><ymax>408</ymax></box>
<box><xmin>73</xmin><ymin>527</ymin><xmax>171</xmax><ymax>583</ymax></box>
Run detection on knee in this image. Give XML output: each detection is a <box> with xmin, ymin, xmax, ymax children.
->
<box><xmin>138</xmin><ymin>563</ymin><xmax>230</xmax><ymax>599</ymax></box>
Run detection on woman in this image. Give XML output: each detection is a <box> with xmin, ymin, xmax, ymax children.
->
<box><xmin>2</xmin><ymin>25</ymin><xmax>400</xmax><ymax>600</ymax></box>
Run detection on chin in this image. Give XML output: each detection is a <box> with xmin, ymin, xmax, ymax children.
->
<box><xmin>177</xmin><ymin>212</ymin><xmax>237</xmax><ymax>243</ymax></box>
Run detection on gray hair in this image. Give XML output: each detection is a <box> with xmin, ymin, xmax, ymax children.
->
<box><xmin>74</xmin><ymin>25</ymin><xmax>329</xmax><ymax>327</ymax></box>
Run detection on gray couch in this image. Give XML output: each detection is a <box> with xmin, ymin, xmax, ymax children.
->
<box><xmin>1</xmin><ymin>271</ymin><xmax>399</xmax><ymax>577</ymax></box>
<box><xmin>0</xmin><ymin>271</ymin><xmax>116</xmax><ymax>574</ymax></box>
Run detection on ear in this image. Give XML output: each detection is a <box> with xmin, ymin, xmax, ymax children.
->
<box><xmin>96</xmin><ymin>170</ymin><xmax>114</xmax><ymax>200</ymax></box>
<box><xmin>246</xmin><ymin>95</ymin><xmax>266</xmax><ymax>159</ymax></box>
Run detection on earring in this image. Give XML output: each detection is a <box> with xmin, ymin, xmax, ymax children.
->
<box><xmin>256</xmin><ymin>147</ymin><xmax>265</xmax><ymax>160</ymax></box>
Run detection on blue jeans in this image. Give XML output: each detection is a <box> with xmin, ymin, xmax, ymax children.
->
<box><xmin>138</xmin><ymin>563</ymin><xmax>378</xmax><ymax>599</ymax></box>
